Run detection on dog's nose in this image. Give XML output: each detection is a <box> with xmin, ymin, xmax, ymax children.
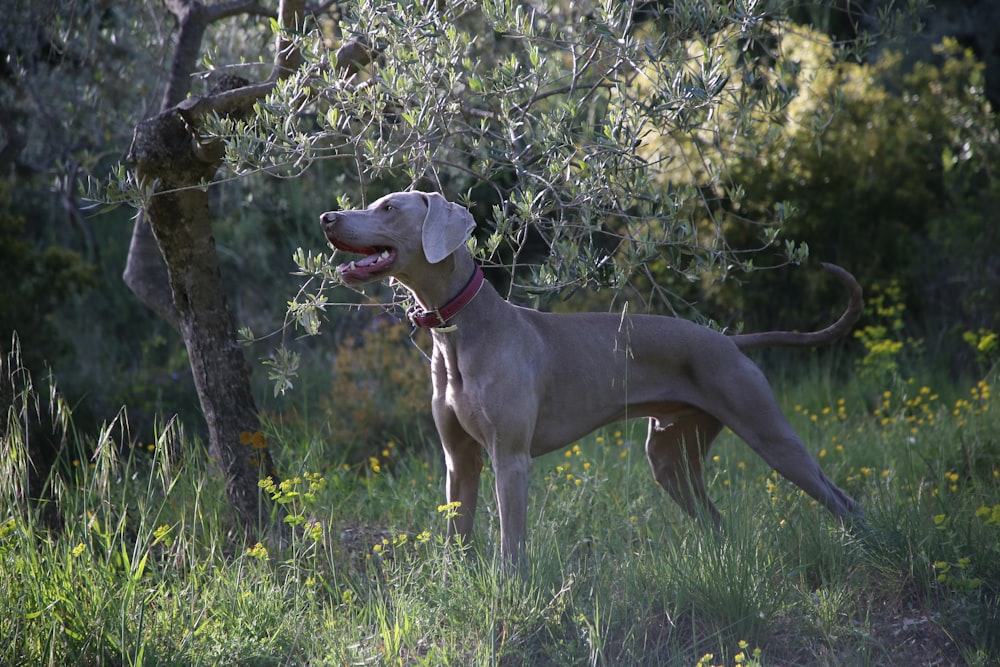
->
<box><xmin>320</xmin><ymin>211</ymin><xmax>339</xmax><ymax>228</ymax></box>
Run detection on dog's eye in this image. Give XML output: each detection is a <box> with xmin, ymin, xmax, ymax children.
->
<box><xmin>382</xmin><ymin>203</ymin><xmax>395</xmax><ymax>212</ymax></box>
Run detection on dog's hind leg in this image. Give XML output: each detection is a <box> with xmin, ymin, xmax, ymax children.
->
<box><xmin>739</xmin><ymin>424</ymin><xmax>861</xmax><ymax>518</ymax></box>
<box><xmin>702</xmin><ymin>359</ymin><xmax>862</xmax><ymax>519</ymax></box>
<box><xmin>645</xmin><ymin>408</ymin><xmax>724</xmax><ymax>526</ymax></box>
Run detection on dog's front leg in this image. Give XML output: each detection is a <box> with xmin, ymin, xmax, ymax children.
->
<box><xmin>492</xmin><ymin>450</ymin><xmax>532</xmax><ymax>566</ymax></box>
<box><xmin>443</xmin><ymin>441</ymin><xmax>482</xmax><ymax>545</ymax></box>
<box><xmin>436</xmin><ymin>408</ymin><xmax>483</xmax><ymax>547</ymax></box>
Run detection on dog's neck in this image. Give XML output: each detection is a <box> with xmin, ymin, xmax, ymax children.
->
<box><xmin>396</xmin><ymin>252</ymin><xmax>481</xmax><ymax>316</ymax></box>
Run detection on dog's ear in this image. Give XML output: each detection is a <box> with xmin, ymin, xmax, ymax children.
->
<box><xmin>421</xmin><ymin>192</ymin><xmax>475</xmax><ymax>264</ymax></box>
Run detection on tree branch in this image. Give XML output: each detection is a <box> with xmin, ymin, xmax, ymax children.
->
<box><xmin>170</xmin><ymin>1</ymin><xmax>307</xmax><ymax>125</ymax></box>
<box><xmin>161</xmin><ymin>0</ymin><xmax>209</xmax><ymax>109</ymax></box>
<box><xmin>204</xmin><ymin>0</ymin><xmax>274</xmax><ymax>22</ymax></box>
<box><xmin>270</xmin><ymin>0</ymin><xmax>306</xmax><ymax>80</ymax></box>
<box><xmin>160</xmin><ymin>0</ymin><xmax>281</xmax><ymax>110</ymax></box>
<box><xmin>176</xmin><ymin>81</ymin><xmax>276</xmax><ymax>124</ymax></box>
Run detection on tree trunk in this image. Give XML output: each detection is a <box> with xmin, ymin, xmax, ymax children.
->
<box><xmin>129</xmin><ymin>107</ymin><xmax>277</xmax><ymax>535</ymax></box>
<box><xmin>123</xmin><ymin>0</ymin><xmax>305</xmax><ymax>537</ymax></box>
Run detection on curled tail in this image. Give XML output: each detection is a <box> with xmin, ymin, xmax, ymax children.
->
<box><xmin>731</xmin><ymin>263</ymin><xmax>863</xmax><ymax>351</ymax></box>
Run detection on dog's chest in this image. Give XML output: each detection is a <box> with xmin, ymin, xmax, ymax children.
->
<box><xmin>430</xmin><ymin>337</ymin><xmax>509</xmax><ymax>440</ymax></box>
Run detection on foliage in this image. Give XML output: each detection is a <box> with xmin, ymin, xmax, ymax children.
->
<box><xmin>680</xmin><ymin>33</ymin><xmax>999</xmax><ymax>355</ymax></box>
<box><xmin>0</xmin><ymin>183</ymin><xmax>96</xmax><ymax>370</ymax></box>
<box><xmin>1</xmin><ymin>0</ymin><xmax>260</xmax><ymax>439</ymax></box>
<box><xmin>925</xmin><ymin>39</ymin><xmax>1000</xmax><ymax>342</ymax></box>
<box><xmin>852</xmin><ymin>280</ymin><xmax>915</xmax><ymax>384</ymax></box>
<box><xmin>963</xmin><ymin>329</ymin><xmax>999</xmax><ymax>371</ymax></box>
<box><xmin>5</xmin><ymin>0</ymin><xmax>997</xmax><ymax>446</ymax></box>
<box><xmin>204</xmin><ymin>2</ymin><xmax>909</xmax><ymax>319</ymax></box>
<box><xmin>0</xmin><ymin>2</ymin><xmax>166</xmax><ymax>177</ymax></box>
<box><xmin>192</xmin><ymin>0</ymin><xmax>921</xmax><ymax>393</ymax></box>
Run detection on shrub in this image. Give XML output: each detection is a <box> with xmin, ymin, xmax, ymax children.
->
<box><xmin>644</xmin><ymin>35</ymin><xmax>998</xmax><ymax>369</ymax></box>
<box><xmin>320</xmin><ymin>319</ymin><xmax>433</xmax><ymax>460</ymax></box>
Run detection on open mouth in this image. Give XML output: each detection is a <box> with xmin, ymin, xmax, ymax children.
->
<box><xmin>329</xmin><ymin>239</ymin><xmax>397</xmax><ymax>282</ymax></box>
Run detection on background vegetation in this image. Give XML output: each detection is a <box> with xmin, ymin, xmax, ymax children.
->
<box><xmin>2</xmin><ymin>0</ymin><xmax>999</xmax><ymax>664</ymax></box>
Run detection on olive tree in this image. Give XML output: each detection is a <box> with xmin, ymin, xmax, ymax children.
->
<box><xmin>205</xmin><ymin>0</ymin><xmax>918</xmax><ymax>389</ymax></box>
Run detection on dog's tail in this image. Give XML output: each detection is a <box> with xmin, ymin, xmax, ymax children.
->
<box><xmin>730</xmin><ymin>263</ymin><xmax>863</xmax><ymax>351</ymax></box>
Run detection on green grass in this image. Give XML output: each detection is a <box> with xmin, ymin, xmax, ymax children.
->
<box><xmin>2</xmin><ymin>365</ymin><xmax>998</xmax><ymax>666</ymax></box>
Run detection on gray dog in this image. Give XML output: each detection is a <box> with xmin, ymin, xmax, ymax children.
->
<box><xmin>321</xmin><ymin>191</ymin><xmax>864</xmax><ymax>564</ymax></box>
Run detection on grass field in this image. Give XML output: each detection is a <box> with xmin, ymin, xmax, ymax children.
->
<box><xmin>2</xmin><ymin>360</ymin><xmax>998</xmax><ymax>666</ymax></box>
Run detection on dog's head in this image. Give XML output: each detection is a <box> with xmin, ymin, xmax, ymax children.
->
<box><xmin>320</xmin><ymin>191</ymin><xmax>475</xmax><ymax>285</ymax></box>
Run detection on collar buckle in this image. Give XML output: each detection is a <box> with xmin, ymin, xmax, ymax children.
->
<box><xmin>408</xmin><ymin>306</ymin><xmax>447</xmax><ymax>328</ymax></box>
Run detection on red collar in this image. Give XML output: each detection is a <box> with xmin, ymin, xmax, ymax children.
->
<box><xmin>408</xmin><ymin>265</ymin><xmax>485</xmax><ymax>329</ymax></box>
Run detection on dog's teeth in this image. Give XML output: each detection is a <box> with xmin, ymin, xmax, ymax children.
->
<box><xmin>348</xmin><ymin>261</ymin><xmax>356</xmax><ymax>271</ymax></box>
<box><xmin>380</xmin><ymin>250</ymin><xmax>390</xmax><ymax>259</ymax></box>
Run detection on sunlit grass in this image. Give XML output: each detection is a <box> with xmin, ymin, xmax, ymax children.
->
<box><xmin>2</xmin><ymin>356</ymin><xmax>998</xmax><ymax>665</ymax></box>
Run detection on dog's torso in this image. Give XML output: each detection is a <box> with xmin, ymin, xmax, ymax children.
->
<box><xmin>428</xmin><ymin>281</ymin><xmax>757</xmax><ymax>458</ymax></box>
